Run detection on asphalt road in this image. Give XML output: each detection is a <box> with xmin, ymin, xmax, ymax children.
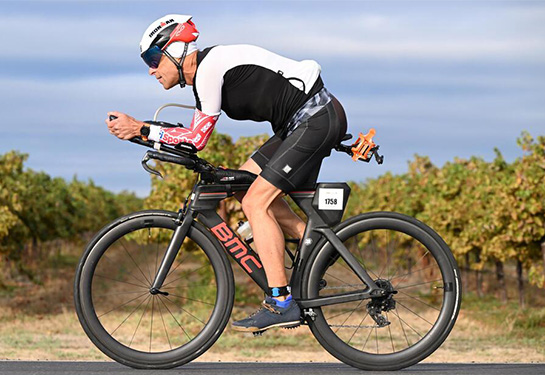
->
<box><xmin>0</xmin><ymin>362</ymin><xmax>544</xmax><ymax>375</ymax></box>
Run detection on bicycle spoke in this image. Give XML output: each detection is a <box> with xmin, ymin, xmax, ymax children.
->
<box><xmin>396</xmin><ymin>290</ymin><xmax>441</xmax><ymax>311</ymax></box>
<box><xmin>396</xmin><ymin>279</ymin><xmax>443</xmax><ymax>291</ymax></box>
<box><xmin>161</xmin><ymin>283</ymin><xmax>212</xmax><ymax>290</ymax></box>
<box><xmin>396</xmin><ymin>301</ymin><xmax>434</xmax><ymax>326</ymax></box>
<box><xmin>392</xmin><ymin>308</ymin><xmax>423</xmax><ymax>338</ymax></box>
<box><xmin>98</xmin><ymin>291</ymin><xmax>149</xmax><ymax>318</ymax></box>
<box><xmin>145</xmin><ymin>232</ymin><xmax>154</xmax><ymax>288</ymax></box>
<box><xmin>156</xmin><ymin>296</ymin><xmax>172</xmax><ymax>350</ymax></box>
<box><xmin>386</xmin><ymin>312</ymin><xmax>395</xmax><ymax>352</ymax></box>
<box><xmin>353</xmin><ymin>238</ymin><xmax>377</xmax><ymax>280</ymax></box>
<box><xmin>333</xmin><ymin>254</ymin><xmax>378</xmax><ymax>283</ymax></box>
<box><xmin>129</xmin><ymin>295</ymin><xmax>153</xmax><ymax>347</ymax></box>
<box><xmin>362</xmin><ymin>324</ymin><xmax>374</xmax><ymax>351</ymax></box>
<box><xmin>308</xmin><ymin>219</ymin><xmax>460</xmax><ymax>367</ymax></box>
<box><xmin>346</xmin><ymin>311</ymin><xmax>370</xmax><ymax>345</ymax></box>
<box><xmin>376</xmin><ymin>231</ymin><xmax>390</xmax><ymax>280</ymax></box>
<box><xmin>158</xmin><ymin>296</ymin><xmax>192</xmax><ymax>341</ymax></box>
<box><xmin>326</xmin><ymin>307</ymin><xmax>363</xmax><ymax>321</ymax></box>
<box><xmin>77</xmin><ymin>213</ymin><xmax>236</xmax><ymax>364</ymax></box>
<box><xmin>324</xmin><ymin>271</ymin><xmax>361</xmax><ymax>290</ymax></box>
<box><xmin>334</xmin><ymin>299</ymin><xmax>365</xmax><ymax>334</ymax></box>
<box><xmin>162</xmin><ymin>264</ymin><xmax>209</xmax><ymax>288</ymax></box>
<box><xmin>110</xmin><ymin>294</ymin><xmax>151</xmax><ymax>336</ymax></box>
<box><xmin>167</xmin><ymin>293</ymin><xmax>215</xmax><ymax>306</ymax></box>
<box><xmin>119</xmin><ymin>239</ymin><xmax>152</xmax><ymax>286</ymax></box>
<box><xmin>165</xmin><ymin>252</ymin><xmax>192</xmax><ymax>279</ymax></box>
<box><xmin>155</xmin><ymin>233</ymin><xmax>160</xmax><ymax>283</ymax></box>
<box><xmin>163</xmin><ymin>296</ymin><xmax>206</xmax><ymax>325</ymax></box>
<box><xmin>375</xmin><ymin>326</ymin><xmax>379</xmax><ymax>354</ymax></box>
<box><xmin>344</xmin><ymin>235</ymin><xmax>378</xmax><ymax>282</ymax></box>
<box><xmin>388</xmin><ymin>265</ymin><xmax>436</xmax><ymax>282</ymax></box>
<box><xmin>390</xmin><ymin>249</ymin><xmax>430</xmax><ymax>286</ymax></box>
<box><xmin>95</xmin><ymin>290</ymin><xmax>150</xmax><ymax>298</ymax></box>
<box><xmin>101</xmin><ymin>253</ymin><xmax>149</xmax><ymax>288</ymax></box>
<box><xmin>94</xmin><ymin>274</ymin><xmax>149</xmax><ymax>290</ymax></box>
<box><xmin>394</xmin><ymin>308</ymin><xmax>410</xmax><ymax>347</ymax></box>
<box><xmin>149</xmin><ymin>295</ymin><xmax>155</xmax><ymax>352</ymax></box>
<box><xmin>385</xmin><ymin>231</ymin><xmax>398</xmax><ymax>280</ymax></box>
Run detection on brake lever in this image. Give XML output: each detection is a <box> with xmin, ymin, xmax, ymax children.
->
<box><xmin>141</xmin><ymin>152</ymin><xmax>163</xmax><ymax>178</ymax></box>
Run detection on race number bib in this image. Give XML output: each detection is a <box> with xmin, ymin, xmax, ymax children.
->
<box><xmin>318</xmin><ymin>188</ymin><xmax>343</xmax><ymax>210</ymax></box>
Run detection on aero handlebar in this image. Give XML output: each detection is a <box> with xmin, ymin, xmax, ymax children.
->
<box><xmin>107</xmin><ymin>114</ymin><xmax>384</xmax><ymax>179</ymax></box>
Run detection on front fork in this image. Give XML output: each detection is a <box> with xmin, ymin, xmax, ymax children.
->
<box><xmin>149</xmin><ymin>210</ymin><xmax>195</xmax><ymax>294</ymax></box>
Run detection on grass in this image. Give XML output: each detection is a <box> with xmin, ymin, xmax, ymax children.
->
<box><xmin>0</xmin><ymin>244</ymin><xmax>544</xmax><ymax>363</ymax></box>
<box><xmin>460</xmin><ymin>293</ymin><xmax>545</xmax><ymax>351</ymax></box>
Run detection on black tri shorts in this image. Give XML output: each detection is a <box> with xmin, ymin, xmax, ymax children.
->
<box><xmin>251</xmin><ymin>96</ymin><xmax>348</xmax><ymax>192</ymax></box>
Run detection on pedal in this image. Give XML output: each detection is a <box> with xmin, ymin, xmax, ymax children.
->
<box><xmin>303</xmin><ymin>308</ymin><xmax>317</xmax><ymax>321</ymax></box>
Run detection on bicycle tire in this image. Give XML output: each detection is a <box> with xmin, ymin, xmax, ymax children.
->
<box><xmin>74</xmin><ymin>210</ymin><xmax>234</xmax><ymax>369</ymax></box>
<box><xmin>302</xmin><ymin>211</ymin><xmax>461</xmax><ymax>370</ymax></box>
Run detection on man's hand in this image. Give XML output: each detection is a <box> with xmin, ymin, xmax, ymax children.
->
<box><xmin>106</xmin><ymin>111</ymin><xmax>146</xmax><ymax>140</ymax></box>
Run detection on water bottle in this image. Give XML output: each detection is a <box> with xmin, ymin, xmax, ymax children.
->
<box><xmin>236</xmin><ymin>221</ymin><xmax>253</xmax><ymax>242</ymax></box>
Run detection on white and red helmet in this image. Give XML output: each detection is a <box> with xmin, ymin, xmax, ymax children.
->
<box><xmin>140</xmin><ymin>15</ymin><xmax>199</xmax><ymax>88</ymax></box>
<box><xmin>140</xmin><ymin>14</ymin><xmax>199</xmax><ymax>59</ymax></box>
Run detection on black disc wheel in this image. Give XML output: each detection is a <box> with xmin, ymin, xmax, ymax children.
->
<box><xmin>74</xmin><ymin>211</ymin><xmax>234</xmax><ymax>369</ymax></box>
<box><xmin>303</xmin><ymin>212</ymin><xmax>461</xmax><ymax>370</ymax></box>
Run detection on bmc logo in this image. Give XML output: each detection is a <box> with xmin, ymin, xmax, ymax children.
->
<box><xmin>211</xmin><ymin>222</ymin><xmax>262</xmax><ymax>274</ymax></box>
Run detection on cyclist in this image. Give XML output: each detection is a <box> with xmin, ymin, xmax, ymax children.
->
<box><xmin>106</xmin><ymin>14</ymin><xmax>347</xmax><ymax>333</ymax></box>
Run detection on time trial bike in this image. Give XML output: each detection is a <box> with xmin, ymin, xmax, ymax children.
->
<box><xmin>74</xmin><ymin>109</ymin><xmax>461</xmax><ymax>370</ymax></box>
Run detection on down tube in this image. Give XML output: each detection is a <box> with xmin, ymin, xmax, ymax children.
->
<box><xmin>197</xmin><ymin>209</ymin><xmax>268</xmax><ymax>292</ymax></box>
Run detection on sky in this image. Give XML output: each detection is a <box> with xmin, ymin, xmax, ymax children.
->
<box><xmin>1</xmin><ymin>0</ymin><xmax>544</xmax><ymax>196</ymax></box>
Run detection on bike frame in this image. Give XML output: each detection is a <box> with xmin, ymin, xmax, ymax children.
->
<box><xmin>149</xmin><ymin>178</ymin><xmax>384</xmax><ymax>309</ymax></box>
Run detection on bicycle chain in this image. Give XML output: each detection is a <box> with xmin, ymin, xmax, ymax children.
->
<box><xmin>328</xmin><ymin>324</ymin><xmax>381</xmax><ymax>328</ymax></box>
<box><xmin>322</xmin><ymin>284</ymin><xmax>367</xmax><ymax>290</ymax></box>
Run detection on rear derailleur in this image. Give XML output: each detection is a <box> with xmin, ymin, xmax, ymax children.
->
<box><xmin>367</xmin><ymin>279</ymin><xmax>397</xmax><ymax>327</ymax></box>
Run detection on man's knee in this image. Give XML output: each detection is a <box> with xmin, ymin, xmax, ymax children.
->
<box><xmin>241</xmin><ymin>190</ymin><xmax>275</xmax><ymax>220</ymax></box>
<box><xmin>242</xmin><ymin>176</ymin><xmax>282</xmax><ymax>220</ymax></box>
<box><xmin>241</xmin><ymin>192</ymin><xmax>261</xmax><ymax>220</ymax></box>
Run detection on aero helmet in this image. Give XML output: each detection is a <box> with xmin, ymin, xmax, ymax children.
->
<box><xmin>140</xmin><ymin>14</ymin><xmax>199</xmax><ymax>88</ymax></box>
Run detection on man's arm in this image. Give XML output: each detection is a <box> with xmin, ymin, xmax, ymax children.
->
<box><xmin>148</xmin><ymin>109</ymin><xmax>219</xmax><ymax>151</ymax></box>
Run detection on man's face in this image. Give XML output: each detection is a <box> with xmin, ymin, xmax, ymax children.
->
<box><xmin>149</xmin><ymin>54</ymin><xmax>179</xmax><ymax>90</ymax></box>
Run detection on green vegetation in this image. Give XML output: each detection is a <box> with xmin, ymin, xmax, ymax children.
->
<box><xmin>0</xmin><ymin>130</ymin><xmax>544</xmax><ymax>360</ymax></box>
<box><xmin>2</xmin><ymin>131</ymin><xmax>544</xmax><ymax>308</ymax></box>
<box><xmin>345</xmin><ymin>131</ymin><xmax>545</xmax><ymax>307</ymax></box>
<box><xmin>0</xmin><ymin>151</ymin><xmax>143</xmax><ymax>286</ymax></box>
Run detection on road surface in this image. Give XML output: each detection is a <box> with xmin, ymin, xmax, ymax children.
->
<box><xmin>1</xmin><ymin>362</ymin><xmax>544</xmax><ymax>375</ymax></box>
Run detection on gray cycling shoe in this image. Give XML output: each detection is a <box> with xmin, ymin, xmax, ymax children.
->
<box><xmin>231</xmin><ymin>297</ymin><xmax>301</xmax><ymax>333</ymax></box>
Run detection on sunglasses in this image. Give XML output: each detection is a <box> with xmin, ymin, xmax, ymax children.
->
<box><xmin>141</xmin><ymin>45</ymin><xmax>163</xmax><ymax>69</ymax></box>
